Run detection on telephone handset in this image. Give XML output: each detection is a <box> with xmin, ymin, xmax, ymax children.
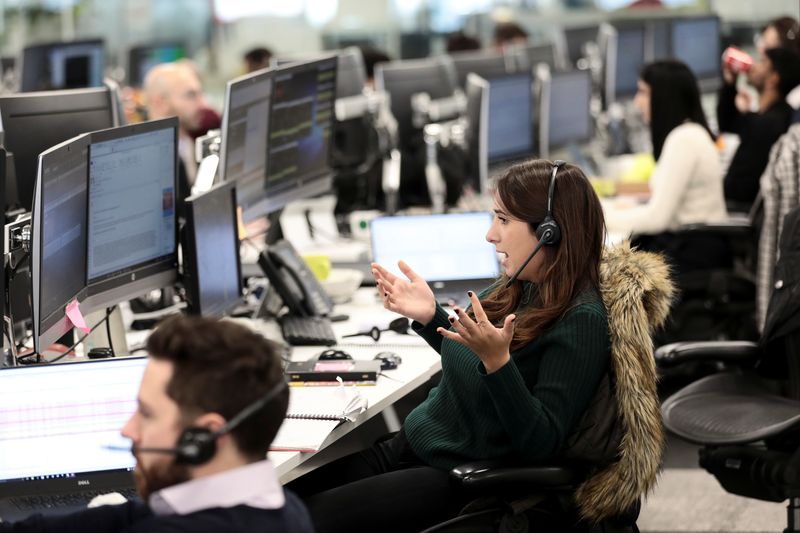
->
<box><xmin>257</xmin><ymin>240</ymin><xmax>334</xmax><ymax>318</ymax></box>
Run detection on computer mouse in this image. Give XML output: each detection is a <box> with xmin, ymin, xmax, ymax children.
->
<box><xmin>374</xmin><ymin>352</ymin><xmax>402</xmax><ymax>370</ymax></box>
<box><xmin>317</xmin><ymin>349</ymin><xmax>353</xmax><ymax>361</ymax></box>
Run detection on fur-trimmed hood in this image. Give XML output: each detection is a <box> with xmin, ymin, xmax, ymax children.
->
<box><xmin>574</xmin><ymin>242</ymin><xmax>674</xmax><ymax>522</ymax></box>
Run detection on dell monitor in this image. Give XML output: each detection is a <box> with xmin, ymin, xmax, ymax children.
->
<box><xmin>127</xmin><ymin>42</ymin><xmax>187</xmax><ymax>88</ymax></box>
<box><xmin>670</xmin><ymin>16</ymin><xmax>721</xmax><ymax>90</ymax></box>
<box><xmin>449</xmin><ymin>50</ymin><xmax>511</xmax><ymax>88</ymax></box>
<box><xmin>486</xmin><ymin>74</ymin><xmax>535</xmax><ymax>166</ymax></box>
<box><xmin>219</xmin><ymin>68</ymin><xmax>273</xmax><ymax>222</ymax></box>
<box><xmin>538</xmin><ymin>69</ymin><xmax>593</xmax><ymax>158</ymax></box>
<box><xmin>20</xmin><ymin>39</ymin><xmax>105</xmax><ymax>92</ymax></box>
<box><xmin>0</xmin><ymin>86</ymin><xmax>116</xmax><ymax>212</ymax></box>
<box><xmin>465</xmin><ymin>73</ymin><xmax>489</xmax><ymax>195</ymax></box>
<box><xmin>262</xmin><ymin>56</ymin><xmax>338</xmax><ymax>214</ymax></box>
<box><xmin>604</xmin><ymin>24</ymin><xmax>647</xmax><ymax>105</ymax></box>
<box><xmin>31</xmin><ymin>134</ymin><xmax>90</xmax><ymax>355</ymax></box>
<box><xmin>82</xmin><ymin>118</ymin><xmax>179</xmax><ymax>313</ymax></box>
<box><xmin>183</xmin><ymin>181</ymin><xmax>242</xmax><ymax>317</ymax></box>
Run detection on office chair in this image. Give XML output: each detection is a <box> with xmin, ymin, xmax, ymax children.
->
<box><xmin>423</xmin><ymin>243</ymin><xmax>674</xmax><ymax>533</ymax></box>
<box><xmin>659</xmin><ymin>206</ymin><xmax>800</xmax><ymax>533</ymax></box>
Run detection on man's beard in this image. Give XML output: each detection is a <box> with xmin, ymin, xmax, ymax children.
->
<box><xmin>133</xmin><ymin>451</ymin><xmax>191</xmax><ymax>502</ymax></box>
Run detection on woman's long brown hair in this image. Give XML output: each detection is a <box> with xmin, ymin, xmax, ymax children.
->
<box><xmin>477</xmin><ymin>159</ymin><xmax>606</xmax><ymax>351</ymax></box>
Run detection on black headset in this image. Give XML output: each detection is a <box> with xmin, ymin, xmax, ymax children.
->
<box><xmin>130</xmin><ymin>378</ymin><xmax>287</xmax><ymax>466</ymax></box>
<box><xmin>504</xmin><ymin>160</ymin><xmax>565</xmax><ymax>288</ymax></box>
<box><xmin>535</xmin><ymin>159</ymin><xmax>565</xmax><ymax>246</ymax></box>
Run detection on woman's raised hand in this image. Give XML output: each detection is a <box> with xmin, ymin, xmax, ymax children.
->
<box><xmin>437</xmin><ymin>291</ymin><xmax>515</xmax><ymax>374</ymax></box>
<box><xmin>372</xmin><ymin>261</ymin><xmax>436</xmax><ymax>325</ymax></box>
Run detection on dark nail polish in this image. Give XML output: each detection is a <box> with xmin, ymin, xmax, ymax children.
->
<box><xmin>448</xmin><ymin>316</ymin><xmax>455</xmax><ymax>322</ymax></box>
<box><xmin>467</xmin><ymin>291</ymin><xmax>473</xmax><ymax>297</ymax></box>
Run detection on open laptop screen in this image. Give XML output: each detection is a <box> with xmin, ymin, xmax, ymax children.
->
<box><xmin>0</xmin><ymin>357</ymin><xmax>146</xmax><ymax>485</ymax></box>
<box><xmin>370</xmin><ymin>213</ymin><xmax>499</xmax><ymax>283</ymax></box>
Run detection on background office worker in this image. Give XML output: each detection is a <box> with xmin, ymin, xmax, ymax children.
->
<box><xmin>1</xmin><ymin>316</ymin><xmax>313</xmax><ymax>533</ymax></box>
<box><xmin>605</xmin><ymin>60</ymin><xmax>728</xmax><ymax>274</ymax></box>
<box><xmin>290</xmin><ymin>160</ymin><xmax>612</xmax><ymax>532</ymax></box>
<box><xmin>144</xmin><ymin>62</ymin><xmax>207</xmax><ymax>213</ymax></box>
<box><xmin>718</xmin><ymin>46</ymin><xmax>800</xmax><ymax>210</ymax></box>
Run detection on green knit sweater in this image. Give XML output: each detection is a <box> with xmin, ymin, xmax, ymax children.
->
<box><xmin>405</xmin><ymin>289</ymin><xmax>610</xmax><ymax>470</ymax></box>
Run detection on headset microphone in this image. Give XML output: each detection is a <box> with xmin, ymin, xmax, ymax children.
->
<box><xmin>106</xmin><ymin>379</ymin><xmax>287</xmax><ymax>466</ymax></box>
<box><xmin>504</xmin><ymin>160</ymin><xmax>565</xmax><ymax>289</ymax></box>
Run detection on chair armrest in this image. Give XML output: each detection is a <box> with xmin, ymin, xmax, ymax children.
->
<box><xmin>450</xmin><ymin>461</ymin><xmax>584</xmax><ymax>494</ymax></box>
<box><xmin>676</xmin><ymin>216</ymin><xmax>752</xmax><ymax>239</ymax></box>
<box><xmin>655</xmin><ymin>341</ymin><xmax>759</xmax><ymax>368</ymax></box>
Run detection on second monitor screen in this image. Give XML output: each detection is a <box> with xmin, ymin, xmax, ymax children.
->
<box><xmin>87</xmin><ymin>127</ymin><xmax>176</xmax><ymax>283</ymax></box>
<box><xmin>267</xmin><ymin>58</ymin><xmax>336</xmax><ymax>193</ymax></box>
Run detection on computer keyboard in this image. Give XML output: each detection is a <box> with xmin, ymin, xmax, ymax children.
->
<box><xmin>280</xmin><ymin>315</ymin><xmax>337</xmax><ymax>346</ymax></box>
<box><xmin>11</xmin><ymin>488</ymin><xmax>138</xmax><ymax>510</ymax></box>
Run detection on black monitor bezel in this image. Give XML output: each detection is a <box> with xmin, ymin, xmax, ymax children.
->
<box><xmin>183</xmin><ymin>181</ymin><xmax>243</xmax><ymax>317</ymax></box>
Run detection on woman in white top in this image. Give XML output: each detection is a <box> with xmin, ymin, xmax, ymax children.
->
<box><xmin>606</xmin><ymin>60</ymin><xmax>729</xmax><ymax>274</ymax></box>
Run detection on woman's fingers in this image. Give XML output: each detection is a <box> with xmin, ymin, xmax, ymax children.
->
<box><xmin>453</xmin><ymin>307</ymin><xmax>477</xmax><ymax>333</ymax></box>
<box><xmin>371</xmin><ymin>262</ymin><xmax>399</xmax><ymax>285</ymax></box>
<box><xmin>467</xmin><ymin>291</ymin><xmax>488</xmax><ymax>323</ymax></box>
<box><xmin>398</xmin><ymin>260</ymin><xmax>423</xmax><ymax>283</ymax></box>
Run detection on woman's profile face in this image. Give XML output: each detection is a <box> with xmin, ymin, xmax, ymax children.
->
<box><xmin>758</xmin><ymin>26</ymin><xmax>781</xmax><ymax>58</ymax></box>
<box><xmin>485</xmin><ymin>195</ymin><xmax>542</xmax><ymax>283</ymax></box>
<box><xmin>634</xmin><ymin>79</ymin><xmax>651</xmax><ymax>124</ymax></box>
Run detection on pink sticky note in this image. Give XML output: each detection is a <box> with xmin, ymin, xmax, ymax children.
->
<box><xmin>65</xmin><ymin>300</ymin><xmax>91</xmax><ymax>334</ymax></box>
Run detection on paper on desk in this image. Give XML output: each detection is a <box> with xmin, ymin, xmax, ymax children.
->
<box><xmin>270</xmin><ymin>419</ymin><xmax>340</xmax><ymax>452</ymax></box>
<box><xmin>271</xmin><ymin>379</ymin><xmax>366</xmax><ymax>452</ymax></box>
<box><xmin>65</xmin><ymin>300</ymin><xmax>91</xmax><ymax>334</ymax></box>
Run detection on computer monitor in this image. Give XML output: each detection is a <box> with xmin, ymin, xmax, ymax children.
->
<box><xmin>31</xmin><ymin>134</ymin><xmax>90</xmax><ymax>355</ymax></box>
<box><xmin>0</xmin><ymin>86</ymin><xmax>116</xmax><ymax>212</ymax></box>
<box><xmin>271</xmin><ymin>47</ymin><xmax>365</xmax><ymax>99</ymax></box>
<box><xmin>449</xmin><ymin>50</ymin><xmax>511</xmax><ymax>88</ymax></box>
<box><xmin>82</xmin><ymin>118</ymin><xmax>179</xmax><ymax>313</ymax></box>
<box><xmin>511</xmin><ymin>43</ymin><xmax>560</xmax><ymax>72</ymax></box>
<box><xmin>20</xmin><ymin>39</ymin><xmax>105</xmax><ymax>92</ymax></box>
<box><xmin>538</xmin><ymin>69</ymin><xmax>593</xmax><ymax>157</ymax></box>
<box><xmin>261</xmin><ymin>57</ymin><xmax>338</xmax><ymax>214</ymax></box>
<box><xmin>127</xmin><ymin>42</ymin><xmax>186</xmax><ymax>88</ymax></box>
<box><xmin>563</xmin><ymin>25</ymin><xmax>600</xmax><ymax>68</ymax></box>
<box><xmin>183</xmin><ymin>181</ymin><xmax>242</xmax><ymax>317</ymax></box>
<box><xmin>604</xmin><ymin>24</ymin><xmax>647</xmax><ymax>104</ymax></box>
<box><xmin>374</xmin><ymin>56</ymin><xmax>458</xmax><ymax>144</ymax></box>
<box><xmin>670</xmin><ymin>16</ymin><xmax>721</xmax><ymax>90</ymax></box>
<box><xmin>465</xmin><ymin>73</ymin><xmax>489</xmax><ymax>195</ymax></box>
<box><xmin>486</xmin><ymin>73</ymin><xmax>535</xmax><ymax>165</ymax></box>
<box><xmin>219</xmin><ymin>68</ymin><xmax>273</xmax><ymax>222</ymax></box>
<box><xmin>648</xmin><ymin>19</ymin><xmax>672</xmax><ymax>61</ymax></box>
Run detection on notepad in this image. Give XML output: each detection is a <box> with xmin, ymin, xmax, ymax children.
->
<box><xmin>270</xmin><ymin>382</ymin><xmax>367</xmax><ymax>452</ymax></box>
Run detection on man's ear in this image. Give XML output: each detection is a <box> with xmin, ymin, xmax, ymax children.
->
<box><xmin>191</xmin><ymin>412</ymin><xmax>226</xmax><ymax>434</ymax></box>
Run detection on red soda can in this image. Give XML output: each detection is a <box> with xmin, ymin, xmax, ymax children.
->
<box><xmin>722</xmin><ymin>46</ymin><xmax>753</xmax><ymax>73</ymax></box>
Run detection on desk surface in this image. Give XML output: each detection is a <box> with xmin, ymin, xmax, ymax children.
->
<box><xmin>265</xmin><ymin>288</ymin><xmax>442</xmax><ymax>484</ymax></box>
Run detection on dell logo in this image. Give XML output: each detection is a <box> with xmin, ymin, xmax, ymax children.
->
<box><xmin>77</xmin><ymin>480</ymin><xmax>90</xmax><ymax>486</ymax></box>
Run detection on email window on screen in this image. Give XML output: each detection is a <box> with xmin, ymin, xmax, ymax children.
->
<box><xmin>88</xmin><ymin>128</ymin><xmax>175</xmax><ymax>282</ymax></box>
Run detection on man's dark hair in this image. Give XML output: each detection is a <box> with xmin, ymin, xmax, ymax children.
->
<box><xmin>244</xmin><ymin>47</ymin><xmax>273</xmax><ymax>70</ymax></box>
<box><xmin>359</xmin><ymin>46</ymin><xmax>391</xmax><ymax>80</ymax></box>
<box><xmin>146</xmin><ymin>315</ymin><xmax>288</xmax><ymax>460</ymax></box>
<box><xmin>765</xmin><ymin>47</ymin><xmax>800</xmax><ymax>99</ymax></box>
<box><xmin>447</xmin><ymin>31</ymin><xmax>481</xmax><ymax>53</ymax></box>
<box><xmin>493</xmin><ymin>22</ymin><xmax>528</xmax><ymax>46</ymax></box>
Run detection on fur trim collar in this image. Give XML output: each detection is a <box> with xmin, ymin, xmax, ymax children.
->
<box><xmin>575</xmin><ymin>242</ymin><xmax>674</xmax><ymax>522</ymax></box>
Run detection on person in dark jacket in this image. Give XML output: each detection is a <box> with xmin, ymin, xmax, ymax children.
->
<box><xmin>1</xmin><ymin>317</ymin><xmax>314</xmax><ymax>533</ymax></box>
<box><xmin>718</xmin><ymin>46</ymin><xmax>800</xmax><ymax>210</ymax></box>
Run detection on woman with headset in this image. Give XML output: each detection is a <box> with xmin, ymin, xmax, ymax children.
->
<box><xmin>290</xmin><ymin>160</ymin><xmax>618</xmax><ymax>531</ymax></box>
<box><xmin>604</xmin><ymin>60</ymin><xmax>729</xmax><ymax>274</ymax></box>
